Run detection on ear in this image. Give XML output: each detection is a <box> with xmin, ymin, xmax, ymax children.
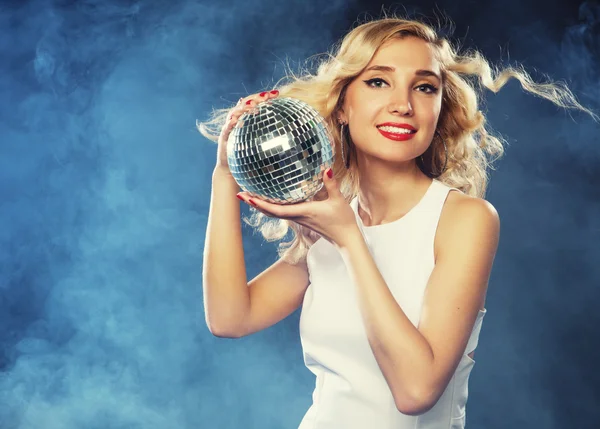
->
<box><xmin>336</xmin><ymin>107</ymin><xmax>347</xmax><ymax>125</ymax></box>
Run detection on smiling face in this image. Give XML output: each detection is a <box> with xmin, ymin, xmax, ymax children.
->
<box><xmin>338</xmin><ymin>36</ymin><xmax>443</xmax><ymax>169</ymax></box>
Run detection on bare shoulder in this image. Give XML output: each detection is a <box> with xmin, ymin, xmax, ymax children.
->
<box><xmin>434</xmin><ymin>189</ymin><xmax>500</xmax><ymax>263</ymax></box>
<box><xmin>444</xmin><ymin>189</ymin><xmax>499</xmax><ymax>218</ymax></box>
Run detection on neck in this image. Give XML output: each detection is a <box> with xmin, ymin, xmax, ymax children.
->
<box><xmin>355</xmin><ymin>157</ymin><xmax>432</xmax><ymax>227</ymax></box>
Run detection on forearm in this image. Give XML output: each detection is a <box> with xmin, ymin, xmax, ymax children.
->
<box><xmin>338</xmin><ymin>229</ymin><xmax>435</xmax><ymax>410</ymax></box>
<box><xmin>202</xmin><ymin>167</ymin><xmax>250</xmax><ymax>336</ymax></box>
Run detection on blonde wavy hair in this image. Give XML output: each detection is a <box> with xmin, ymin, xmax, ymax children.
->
<box><xmin>198</xmin><ymin>15</ymin><xmax>597</xmax><ymax>264</ymax></box>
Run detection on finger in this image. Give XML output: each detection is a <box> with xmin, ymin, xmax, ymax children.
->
<box><xmin>245</xmin><ymin>90</ymin><xmax>279</xmax><ymax>111</ymax></box>
<box><xmin>266</xmin><ymin>89</ymin><xmax>279</xmax><ymax>99</ymax></box>
<box><xmin>225</xmin><ymin>89</ymin><xmax>281</xmax><ymax>135</ymax></box>
<box><xmin>222</xmin><ymin>97</ymin><xmax>255</xmax><ymax>135</ymax></box>
<box><xmin>226</xmin><ymin>100</ymin><xmax>255</xmax><ymax>128</ymax></box>
<box><xmin>246</xmin><ymin>90</ymin><xmax>271</xmax><ymax>106</ymax></box>
<box><xmin>320</xmin><ymin>166</ymin><xmax>341</xmax><ymax>198</ymax></box>
<box><xmin>223</xmin><ymin>114</ymin><xmax>241</xmax><ymax>134</ymax></box>
<box><xmin>250</xmin><ymin>196</ymin><xmax>315</xmax><ymax>220</ymax></box>
<box><xmin>233</xmin><ymin>89</ymin><xmax>279</xmax><ymax>119</ymax></box>
<box><xmin>229</xmin><ymin>96</ymin><xmax>257</xmax><ymax>120</ymax></box>
<box><xmin>244</xmin><ymin>197</ymin><xmax>280</xmax><ymax>218</ymax></box>
<box><xmin>227</xmin><ymin>111</ymin><xmax>243</xmax><ymax>128</ymax></box>
<box><xmin>237</xmin><ymin>97</ymin><xmax>261</xmax><ymax>117</ymax></box>
<box><xmin>311</xmin><ymin>184</ymin><xmax>329</xmax><ymax>202</ymax></box>
<box><xmin>226</xmin><ymin>99</ymin><xmax>243</xmax><ymax>122</ymax></box>
<box><xmin>257</xmin><ymin>91</ymin><xmax>270</xmax><ymax>101</ymax></box>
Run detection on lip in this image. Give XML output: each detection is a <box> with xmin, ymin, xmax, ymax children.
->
<box><xmin>376</xmin><ymin>122</ymin><xmax>416</xmax><ymax>131</ymax></box>
<box><xmin>377</xmin><ymin>127</ymin><xmax>416</xmax><ymax>141</ymax></box>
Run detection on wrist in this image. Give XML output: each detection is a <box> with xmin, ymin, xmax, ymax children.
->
<box><xmin>212</xmin><ymin>167</ymin><xmax>240</xmax><ymax>190</ymax></box>
<box><xmin>337</xmin><ymin>223</ymin><xmax>364</xmax><ymax>250</ymax></box>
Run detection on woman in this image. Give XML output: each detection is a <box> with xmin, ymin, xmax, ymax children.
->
<box><xmin>198</xmin><ymin>15</ymin><xmax>595</xmax><ymax>429</ymax></box>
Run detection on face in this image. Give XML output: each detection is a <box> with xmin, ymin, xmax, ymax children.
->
<box><xmin>339</xmin><ymin>36</ymin><xmax>443</xmax><ymax>168</ymax></box>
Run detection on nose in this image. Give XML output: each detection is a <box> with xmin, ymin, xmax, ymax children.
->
<box><xmin>388</xmin><ymin>91</ymin><xmax>413</xmax><ymax>116</ymax></box>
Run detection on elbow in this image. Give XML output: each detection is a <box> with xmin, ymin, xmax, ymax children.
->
<box><xmin>396</xmin><ymin>402</ymin><xmax>433</xmax><ymax>417</ymax></box>
<box><xmin>206</xmin><ymin>320</ymin><xmax>243</xmax><ymax>339</ymax></box>
<box><xmin>209</xmin><ymin>328</ymin><xmax>240</xmax><ymax>338</ymax></box>
<box><xmin>394</xmin><ymin>388</ymin><xmax>437</xmax><ymax>416</ymax></box>
<box><xmin>395</xmin><ymin>398</ymin><xmax>434</xmax><ymax>417</ymax></box>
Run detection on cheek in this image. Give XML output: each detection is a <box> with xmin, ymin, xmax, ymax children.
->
<box><xmin>419</xmin><ymin>100</ymin><xmax>441</xmax><ymax>125</ymax></box>
<box><xmin>347</xmin><ymin>92</ymin><xmax>377</xmax><ymax>117</ymax></box>
<box><xmin>433</xmin><ymin>96</ymin><xmax>443</xmax><ymax>117</ymax></box>
<box><xmin>346</xmin><ymin>84</ymin><xmax>385</xmax><ymax>114</ymax></box>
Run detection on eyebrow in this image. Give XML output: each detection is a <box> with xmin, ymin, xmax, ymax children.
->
<box><xmin>364</xmin><ymin>65</ymin><xmax>441</xmax><ymax>82</ymax></box>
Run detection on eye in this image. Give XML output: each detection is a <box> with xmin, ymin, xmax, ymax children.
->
<box><xmin>417</xmin><ymin>83</ymin><xmax>439</xmax><ymax>94</ymax></box>
<box><xmin>363</xmin><ymin>78</ymin><xmax>389</xmax><ymax>88</ymax></box>
<box><xmin>364</xmin><ymin>79</ymin><xmax>439</xmax><ymax>94</ymax></box>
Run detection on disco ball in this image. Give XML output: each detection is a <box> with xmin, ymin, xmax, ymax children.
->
<box><xmin>227</xmin><ymin>97</ymin><xmax>335</xmax><ymax>205</ymax></box>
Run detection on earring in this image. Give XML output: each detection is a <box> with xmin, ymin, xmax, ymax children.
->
<box><xmin>339</xmin><ymin>122</ymin><xmax>350</xmax><ymax>169</ymax></box>
<box><xmin>419</xmin><ymin>130</ymin><xmax>448</xmax><ymax>178</ymax></box>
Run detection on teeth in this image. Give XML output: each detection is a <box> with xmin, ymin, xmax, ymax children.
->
<box><xmin>378</xmin><ymin>126</ymin><xmax>414</xmax><ymax>134</ymax></box>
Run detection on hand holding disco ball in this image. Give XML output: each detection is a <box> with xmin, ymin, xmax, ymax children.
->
<box><xmin>220</xmin><ymin>92</ymin><xmax>359</xmax><ymax>247</ymax></box>
<box><xmin>227</xmin><ymin>96</ymin><xmax>335</xmax><ymax>205</ymax></box>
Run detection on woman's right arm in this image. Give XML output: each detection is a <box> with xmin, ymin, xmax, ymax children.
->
<box><xmin>202</xmin><ymin>91</ymin><xmax>310</xmax><ymax>338</ymax></box>
<box><xmin>202</xmin><ymin>166</ymin><xmax>249</xmax><ymax>337</ymax></box>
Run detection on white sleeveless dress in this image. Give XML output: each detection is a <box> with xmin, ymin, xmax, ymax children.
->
<box><xmin>298</xmin><ymin>178</ymin><xmax>486</xmax><ymax>429</ymax></box>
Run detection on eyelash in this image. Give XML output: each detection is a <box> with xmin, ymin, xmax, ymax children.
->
<box><xmin>363</xmin><ymin>78</ymin><xmax>439</xmax><ymax>94</ymax></box>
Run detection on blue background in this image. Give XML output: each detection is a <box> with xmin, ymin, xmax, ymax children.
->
<box><xmin>1</xmin><ymin>0</ymin><xmax>599</xmax><ymax>428</ymax></box>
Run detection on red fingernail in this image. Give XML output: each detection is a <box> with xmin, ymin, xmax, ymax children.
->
<box><xmin>326</xmin><ymin>168</ymin><xmax>333</xmax><ymax>179</ymax></box>
<box><xmin>270</xmin><ymin>90</ymin><xmax>279</xmax><ymax>95</ymax></box>
<box><xmin>236</xmin><ymin>194</ymin><xmax>244</xmax><ymax>201</ymax></box>
<box><xmin>259</xmin><ymin>92</ymin><xmax>267</xmax><ymax>97</ymax></box>
<box><xmin>245</xmin><ymin>100</ymin><xmax>252</xmax><ymax>105</ymax></box>
<box><xmin>249</xmin><ymin>198</ymin><xmax>258</xmax><ymax>207</ymax></box>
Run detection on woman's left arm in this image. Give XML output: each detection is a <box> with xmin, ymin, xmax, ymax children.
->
<box><xmin>339</xmin><ymin>197</ymin><xmax>500</xmax><ymax>416</ymax></box>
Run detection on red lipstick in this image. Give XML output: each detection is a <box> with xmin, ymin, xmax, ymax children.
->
<box><xmin>377</xmin><ymin>122</ymin><xmax>416</xmax><ymax>130</ymax></box>
<box><xmin>376</xmin><ymin>123</ymin><xmax>417</xmax><ymax>141</ymax></box>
